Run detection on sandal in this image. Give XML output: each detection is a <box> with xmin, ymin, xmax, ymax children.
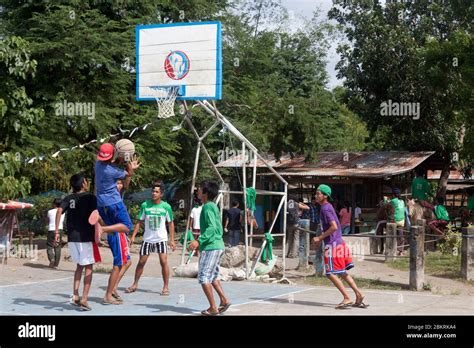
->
<box><xmin>201</xmin><ymin>309</ymin><xmax>219</xmax><ymax>316</ymax></box>
<box><xmin>112</xmin><ymin>293</ymin><xmax>123</xmax><ymax>302</ymax></box>
<box><xmin>218</xmin><ymin>302</ymin><xmax>231</xmax><ymax>314</ymax></box>
<box><xmin>79</xmin><ymin>302</ymin><xmax>92</xmax><ymax>311</ymax></box>
<box><xmin>160</xmin><ymin>290</ymin><xmax>170</xmax><ymax>296</ymax></box>
<box><xmin>335</xmin><ymin>301</ymin><xmax>353</xmax><ymax>309</ymax></box>
<box><xmin>102</xmin><ymin>299</ymin><xmax>121</xmax><ymax>305</ymax></box>
<box><xmin>124</xmin><ymin>286</ymin><xmax>137</xmax><ymax>294</ymax></box>
<box><xmin>70</xmin><ymin>296</ymin><xmax>80</xmax><ymax>307</ymax></box>
<box><xmin>352</xmin><ymin>296</ymin><xmax>369</xmax><ymax>308</ymax></box>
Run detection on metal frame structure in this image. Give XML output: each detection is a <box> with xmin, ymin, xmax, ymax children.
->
<box><xmin>178</xmin><ymin>100</ymin><xmax>288</xmax><ymax>279</ymax></box>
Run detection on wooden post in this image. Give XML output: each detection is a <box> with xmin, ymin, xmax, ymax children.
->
<box><xmin>350</xmin><ymin>181</ymin><xmax>356</xmax><ymax>234</ymax></box>
<box><xmin>384</xmin><ymin>223</ymin><xmax>397</xmax><ymax>261</ymax></box>
<box><xmin>314</xmin><ymin>228</ymin><xmax>325</xmax><ymax>277</ymax></box>
<box><xmin>416</xmin><ymin>219</ymin><xmax>429</xmax><ymax>252</ymax></box>
<box><xmin>461</xmin><ymin>227</ymin><xmax>474</xmax><ymax>280</ymax></box>
<box><xmin>409</xmin><ymin>225</ymin><xmax>425</xmax><ymax>291</ymax></box>
<box><xmin>297</xmin><ymin>219</ymin><xmax>310</xmax><ymax>269</ymax></box>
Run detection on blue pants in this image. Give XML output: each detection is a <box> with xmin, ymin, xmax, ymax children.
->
<box><xmin>229</xmin><ymin>229</ymin><xmax>240</xmax><ymax>246</ymax></box>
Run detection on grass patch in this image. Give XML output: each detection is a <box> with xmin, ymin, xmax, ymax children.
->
<box><xmin>387</xmin><ymin>251</ymin><xmax>467</xmax><ymax>281</ymax></box>
<box><xmin>301</xmin><ymin>275</ymin><xmax>406</xmax><ymax>291</ymax></box>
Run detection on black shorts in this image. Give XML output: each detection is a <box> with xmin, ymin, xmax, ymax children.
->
<box><xmin>139</xmin><ymin>241</ymin><xmax>168</xmax><ymax>256</ymax></box>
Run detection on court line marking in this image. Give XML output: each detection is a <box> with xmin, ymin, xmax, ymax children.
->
<box><xmin>189</xmin><ymin>287</ymin><xmax>315</xmax><ymax>315</ymax></box>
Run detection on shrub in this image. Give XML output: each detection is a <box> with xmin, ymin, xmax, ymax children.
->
<box><xmin>438</xmin><ymin>224</ymin><xmax>462</xmax><ymax>255</ymax></box>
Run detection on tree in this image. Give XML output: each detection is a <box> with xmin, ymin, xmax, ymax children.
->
<box><xmin>329</xmin><ymin>0</ymin><xmax>473</xmax><ymax>196</ymax></box>
<box><xmin>0</xmin><ymin>0</ymin><xmax>230</xmax><ymax>194</ymax></box>
<box><xmin>0</xmin><ymin>36</ymin><xmax>43</xmax><ymax>199</ymax></box>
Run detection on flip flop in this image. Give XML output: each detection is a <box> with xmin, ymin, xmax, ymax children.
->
<box><xmin>112</xmin><ymin>293</ymin><xmax>123</xmax><ymax>302</ymax></box>
<box><xmin>335</xmin><ymin>301</ymin><xmax>353</xmax><ymax>309</ymax></box>
<box><xmin>70</xmin><ymin>296</ymin><xmax>80</xmax><ymax>307</ymax></box>
<box><xmin>160</xmin><ymin>290</ymin><xmax>170</xmax><ymax>296</ymax></box>
<box><xmin>353</xmin><ymin>299</ymin><xmax>369</xmax><ymax>308</ymax></box>
<box><xmin>79</xmin><ymin>302</ymin><xmax>92</xmax><ymax>311</ymax></box>
<box><xmin>201</xmin><ymin>309</ymin><xmax>219</xmax><ymax>316</ymax></box>
<box><xmin>102</xmin><ymin>299</ymin><xmax>121</xmax><ymax>305</ymax></box>
<box><xmin>124</xmin><ymin>287</ymin><xmax>137</xmax><ymax>294</ymax></box>
<box><xmin>88</xmin><ymin>210</ymin><xmax>100</xmax><ymax>225</ymax></box>
<box><xmin>218</xmin><ymin>303</ymin><xmax>231</xmax><ymax>314</ymax></box>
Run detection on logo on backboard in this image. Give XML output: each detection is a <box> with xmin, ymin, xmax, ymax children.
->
<box><xmin>164</xmin><ymin>50</ymin><xmax>190</xmax><ymax>80</ymax></box>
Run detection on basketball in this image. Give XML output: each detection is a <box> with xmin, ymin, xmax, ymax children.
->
<box><xmin>115</xmin><ymin>139</ymin><xmax>135</xmax><ymax>161</ymax></box>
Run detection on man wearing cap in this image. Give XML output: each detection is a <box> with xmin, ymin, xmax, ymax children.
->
<box><xmin>390</xmin><ymin>188</ymin><xmax>406</xmax><ymax>256</ymax></box>
<box><xmin>312</xmin><ymin>184</ymin><xmax>367</xmax><ymax>309</ymax></box>
<box><xmin>95</xmin><ymin>142</ymin><xmax>140</xmax><ymax>304</ymax></box>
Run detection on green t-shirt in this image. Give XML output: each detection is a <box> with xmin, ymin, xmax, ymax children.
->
<box><xmin>198</xmin><ymin>201</ymin><xmax>225</xmax><ymax>251</ymax></box>
<box><xmin>468</xmin><ymin>195</ymin><xmax>474</xmax><ymax>213</ymax></box>
<box><xmin>138</xmin><ymin>200</ymin><xmax>173</xmax><ymax>243</ymax></box>
<box><xmin>390</xmin><ymin>198</ymin><xmax>405</xmax><ymax>222</ymax></box>
<box><xmin>411</xmin><ymin>177</ymin><xmax>431</xmax><ymax>200</ymax></box>
<box><xmin>435</xmin><ymin>205</ymin><xmax>450</xmax><ymax>221</ymax></box>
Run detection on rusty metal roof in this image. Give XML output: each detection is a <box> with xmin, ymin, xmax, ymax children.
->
<box><xmin>215</xmin><ymin>151</ymin><xmax>435</xmax><ymax>178</ymax></box>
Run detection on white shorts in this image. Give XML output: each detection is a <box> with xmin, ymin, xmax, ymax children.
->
<box><xmin>68</xmin><ymin>242</ymin><xmax>101</xmax><ymax>266</ymax></box>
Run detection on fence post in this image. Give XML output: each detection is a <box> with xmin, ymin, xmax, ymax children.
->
<box><xmin>385</xmin><ymin>223</ymin><xmax>397</xmax><ymax>262</ymax></box>
<box><xmin>409</xmin><ymin>225</ymin><xmax>425</xmax><ymax>291</ymax></box>
<box><xmin>297</xmin><ymin>219</ymin><xmax>310</xmax><ymax>270</ymax></box>
<box><xmin>461</xmin><ymin>227</ymin><xmax>474</xmax><ymax>280</ymax></box>
<box><xmin>416</xmin><ymin>219</ymin><xmax>429</xmax><ymax>252</ymax></box>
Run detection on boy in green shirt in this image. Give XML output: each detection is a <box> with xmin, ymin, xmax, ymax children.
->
<box><xmin>188</xmin><ymin>181</ymin><xmax>231</xmax><ymax>316</ymax></box>
<box><xmin>389</xmin><ymin>188</ymin><xmax>406</xmax><ymax>256</ymax></box>
<box><xmin>428</xmin><ymin>196</ymin><xmax>450</xmax><ymax>237</ymax></box>
<box><xmin>125</xmin><ymin>181</ymin><xmax>175</xmax><ymax>296</ymax></box>
<box><xmin>411</xmin><ymin>169</ymin><xmax>432</xmax><ymax>208</ymax></box>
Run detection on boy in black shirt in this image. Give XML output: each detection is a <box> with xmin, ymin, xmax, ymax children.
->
<box><xmin>55</xmin><ymin>173</ymin><xmax>101</xmax><ymax>311</ymax></box>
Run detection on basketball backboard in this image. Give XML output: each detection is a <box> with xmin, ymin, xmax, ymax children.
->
<box><xmin>136</xmin><ymin>21</ymin><xmax>222</xmax><ymax>101</ymax></box>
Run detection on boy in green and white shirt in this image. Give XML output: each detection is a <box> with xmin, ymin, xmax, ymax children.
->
<box><xmin>429</xmin><ymin>196</ymin><xmax>450</xmax><ymax>237</ymax></box>
<box><xmin>126</xmin><ymin>181</ymin><xmax>175</xmax><ymax>296</ymax></box>
<box><xmin>188</xmin><ymin>181</ymin><xmax>231</xmax><ymax>316</ymax></box>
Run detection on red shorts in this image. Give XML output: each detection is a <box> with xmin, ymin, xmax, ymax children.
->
<box><xmin>324</xmin><ymin>242</ymin><xmax>354</xmax><ymax>276</ymax></box>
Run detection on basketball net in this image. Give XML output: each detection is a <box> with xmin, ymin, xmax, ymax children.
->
<box><xmin>152</xmin><ymin>86</ymin><xmax>179</xmax><ymax>119</ymax></box>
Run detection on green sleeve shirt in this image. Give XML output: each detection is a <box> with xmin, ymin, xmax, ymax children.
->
<box><xmin>198</xmin><ymin>202</ymin><xmax>225</xmax><ymax>251</ymax></box>
<box><xmin>390</xmin><ymin>198</ymin><xmax>405</xmax><ymax>222</ymax></box>
<box><xmin>411</xmin><ymin>177</ymin><xmax>431</xmax><ymax>200</ymax></box>
<box><xmin>435</xmin><ymin>205</ymin><xmax>450</xmax><ymax>221</ymax></box>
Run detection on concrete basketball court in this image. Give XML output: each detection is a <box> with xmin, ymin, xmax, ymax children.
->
<box><xmin>1</xmin><ymin>271</ymin><xmax>472</xmax><ymax>316</ymax></box>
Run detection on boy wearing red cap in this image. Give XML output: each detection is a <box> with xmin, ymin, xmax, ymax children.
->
<box><xmin>313</xmin><ymin>184</ymin><xmax>368</xmax><ymax>309</ymax></box>
<box><xmin>95</xmin><ymin>142</ymin><xmax>140</xmax><ymax>304</ymax></box>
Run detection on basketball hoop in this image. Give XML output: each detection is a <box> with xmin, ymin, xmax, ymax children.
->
<box><xmin>152</xmin><ymin>86</ymin><xmax>180</xmax><ymax>119</ymax></box>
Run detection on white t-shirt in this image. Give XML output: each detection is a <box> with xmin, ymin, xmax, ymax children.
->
<box><xmin>355</xmin><ymin>207</ymin><xmax>362</xmax><ymax>219</ymax></box>
<box><xmin>48</xmin><ymin>208</ymin><xmax>64</xmax><ymax>231</ymax></box>
<box><xmin>190</xmin><ymin>206</ymin><xmax>202</xmax><ymax>230</ymax></box>
<box><xmin>139</xmin><ymin>200</ymin><xmax>173</xmax><ymax>243</ymax></box>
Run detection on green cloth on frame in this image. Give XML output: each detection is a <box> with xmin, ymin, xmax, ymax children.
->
<box><xmin>246</xmin><ymin>187</ymin><xmax>257</xmax><ymax>212</ymax></box>
<box><xmin>261</xmin><ymin>232</ymin><xmax>274</xmax><ymax>263</ymax></box>
<box><xmin>179</xmin><ymin>229</ymin><xmax>194</xmax><ymax>245</ymax></box>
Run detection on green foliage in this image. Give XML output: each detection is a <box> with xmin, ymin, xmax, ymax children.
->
<box><xmin>329</xmin><ymin>0</ymin><xmax>473</xmax><ymax>174</ymax></box>
<box><xmin>0</xmin><ymin>0</ymin><xmax>370</xmax><ymax>198</ymax></box>
<box><xmin>438</xmin><ymin>224</ymin><xmax>462</xmax><ymax>256</ymax></box>
<box><xmin>17</xmin><ymin>194</ymin><xmax>60</xmax><ymax>235</ymax></box>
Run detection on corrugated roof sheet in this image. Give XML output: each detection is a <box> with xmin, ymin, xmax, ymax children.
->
<box><xmin>215</xmin><ymin>151</ymin><xmax>435</xmax><ymax>178</ymax></box>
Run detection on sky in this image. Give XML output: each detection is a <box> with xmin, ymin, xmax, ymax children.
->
<box><xmin>280</xmin><ymin>0</ymin><xmax>343</xmax><ymax>89</ymax></box>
